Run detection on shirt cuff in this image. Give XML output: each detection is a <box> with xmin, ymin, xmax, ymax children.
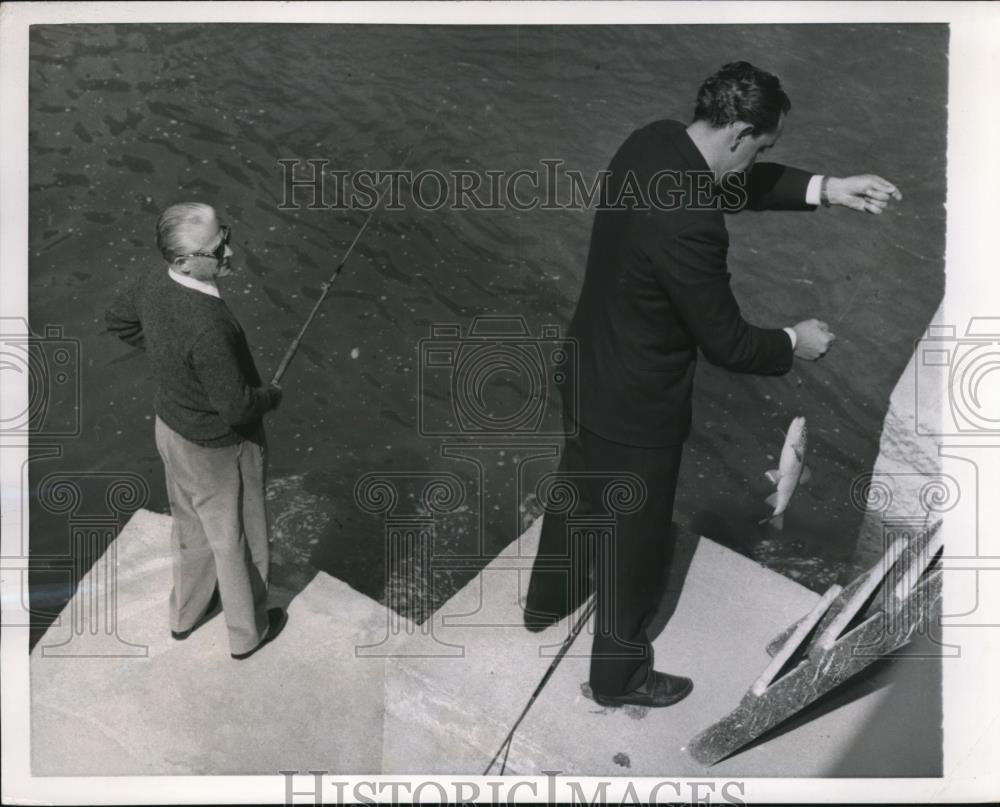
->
<box><xmin>784</xmin><ymin>326</ymin><xmax>798</xmax><ymax>350</ymax></box>
<box><xmin>805</xmin><ymin>174</ymin><xmax>824</xmax><ymax>207</ymax></box>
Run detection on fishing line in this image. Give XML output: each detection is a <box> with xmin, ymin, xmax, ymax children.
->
<box><xmin>833</xmin><ymin>269</ymin><xmax>871</xmax><ymax>326</ymax></box>
<box><xmin>483</xmin><ymin>597</ymin><xmax>598</xmax><ymax>776</ymax></box>
<box><xmin>270</xmin><ymin>116</ymin><xmax>437</xmax><ymax>385</ymax></box>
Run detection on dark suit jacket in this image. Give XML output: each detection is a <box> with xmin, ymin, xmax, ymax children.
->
<box><xmin>562</xmin><ymin>119</ymin><xmax>816</xmax><ymax>447</ymax></box>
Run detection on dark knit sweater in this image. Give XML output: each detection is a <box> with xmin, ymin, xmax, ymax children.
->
<box><xmin>106</xmin><ymin>268</ymin><xmax>278</xmax><ymax>447</ymax></box>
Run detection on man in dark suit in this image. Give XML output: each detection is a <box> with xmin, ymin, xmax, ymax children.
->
<box><xmin>524</xmin><ymin>62</ymin><xmax>901</xmax><ymax>707</ymax></box>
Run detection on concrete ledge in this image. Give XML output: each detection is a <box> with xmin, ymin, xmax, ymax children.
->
<box><xmin>30</xmin><ymin>509</ymin><xmax>393</xmax><ymax>775</ymax></box>
<box><xmin>32</xmin><ymin>509</ymin><xmax>924</xmax><ymax>777</ymax></box>
<box><xmin>382</xmin><ymin>521</ymin><xmax>898</xmax><ymax>776</ymax></box>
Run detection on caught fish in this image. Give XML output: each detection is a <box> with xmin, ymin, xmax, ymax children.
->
<box><xmin>759</xmin><ymin>416</ymin><xmax>811</xmax><ymax>530</ymax></box>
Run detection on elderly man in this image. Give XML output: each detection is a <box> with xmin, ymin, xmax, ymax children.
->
<box><xmin>524</xmin><ymin>62</ymin><xmax>901</xmax><ymax>708</ymax></box>
<box><xmin>106</xmin><ymin>202</ymin><xmax>286</xmax><ymax>660</ymax></box>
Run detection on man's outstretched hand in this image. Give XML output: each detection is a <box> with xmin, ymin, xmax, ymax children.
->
<box><xmin>826</xmin><ymin>175</ymin><xmax>902</xmax><ymax>215</ymax></box>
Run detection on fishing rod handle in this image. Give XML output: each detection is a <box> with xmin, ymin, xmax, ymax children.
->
<box><xmin>270</xmin><ymin>282</ymin><xmax>335</xmax><ymax>384</ymax></box>
<box><xmin>271</xmin><ymin>345</ymin><xmax>296</xmax><ymax>385</ymax></box>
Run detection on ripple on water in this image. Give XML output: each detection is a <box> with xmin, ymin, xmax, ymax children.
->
<box><xmin>266</xmin><ymin>474</ymin><xmax>335</xmax><ymax>569</ymax></box>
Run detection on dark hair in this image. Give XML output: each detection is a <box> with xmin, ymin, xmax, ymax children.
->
<box><xmin>693</xmin><ymin>61</ymin><xmax>791</xmax><ymax>135</ymax></box>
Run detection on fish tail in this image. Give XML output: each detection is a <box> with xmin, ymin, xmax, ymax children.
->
<box><xmin>758</xmin><ymin>512</ymin><xmax>785</xmax><ymax>530</ymax></box>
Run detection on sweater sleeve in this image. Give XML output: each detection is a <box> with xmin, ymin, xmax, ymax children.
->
<box><xmin>105</xmin><ymin>277</ymin><xmax>146</xmax><ymax>348</ymax></box>
<box><xmin>646</xmin><ymin>217</ymin><xmax>794</xmax><ymax>375</ymax></box>
<box><xmin>190</xmin><ymin>324</ymin><xmax>277</xmax><ymax>426</ymax></box>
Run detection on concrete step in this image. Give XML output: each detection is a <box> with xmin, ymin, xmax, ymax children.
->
<box><xmin>30</xmin><ymin>509</ymin><xmax>393</xmax><ymax>775</ymax></box>
<box><xmin>381</xmin><ymin>521</ymin><xmax>899</xmax><ymax>776</ymax></box>
<box><xmin>32</xmin><ymin>509</ymin><xmax>917</xmax><ymax>777</ymax></box>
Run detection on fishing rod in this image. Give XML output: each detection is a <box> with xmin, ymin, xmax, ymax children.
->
<box><xmin>483</xmin><ymin>597</ymin><xmax>597</xmax><ymax>776</ymax></box>
<box><xmin>270</xmin><ymin>212</ymin><xmax>375</xmax><ymax>385</ymax></box>
<box><xmin>270</xmin><ymin>135</ymin><xmax>424</xmax><ymax>386</ymax></box>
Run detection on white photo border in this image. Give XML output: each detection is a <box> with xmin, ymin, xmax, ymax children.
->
<box><xmin>2</xmin><ymin>2</ymin><xmax>998</xmax><ymax>804</ymax></box>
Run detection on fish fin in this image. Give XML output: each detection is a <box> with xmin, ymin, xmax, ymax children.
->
<box><xmin>764</xmin><ymin>492</ymin><xmax>779</xmax><ymax>508</ymax></box>
<box><xmin>799</xmin><ymin>465</ymin><xmax>812</xmax><ymax>484</ymax></box>
<box><xmin>765</xmin><ymin>469</ymin><xmax>781</xmax><ymax>485</ymax></box>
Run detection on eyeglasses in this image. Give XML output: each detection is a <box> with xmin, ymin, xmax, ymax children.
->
<box><xmin>175</xmin><ymin>224</ymin><xmax>230</xmax><ymax>261</ymax></box>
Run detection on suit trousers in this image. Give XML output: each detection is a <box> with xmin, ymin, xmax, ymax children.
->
<box><xmin>154</xmin><ymin>417</ymin><xmax>269</xmax><ymax>655</ymax></box>
<box><xmin>525</xmin><ymin>419</ymin><xmax>683</xmax><ymax>696</ymax></box>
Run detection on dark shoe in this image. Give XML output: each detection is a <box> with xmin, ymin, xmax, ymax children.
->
<box><xmin>593</xmin><ymin>670</ymin><xmax>693</xmax><ymax>708</ymax></box>
<box><xmin>171</xmin><ymin>586</ymin><xmax>221</xmax><ymax>640</ymax></box>
<box><xmin>231</xmin><ymin>607</ymin><xmax>287</xmax><ymax>660</ymax></box>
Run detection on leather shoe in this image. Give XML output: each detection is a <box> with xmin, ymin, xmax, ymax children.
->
<box><xmin>171</xmin><ymin>586</ymin><xmax>220</xmax><ymax>640</ymax></box>
<box><xmin>231</xmin><ymin>607</ymin><xmax>287</xmax><ymax>660</ymax></box>
<box><xmin>593</xmin><ymin>670</ymin><xmax>693</xmax><ymax>708</ymax></box>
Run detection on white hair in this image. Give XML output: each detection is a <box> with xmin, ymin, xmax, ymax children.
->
<box><xmin>155</xmin><ymin>202</ymin><xmax>216</xmax><ymax>261</ymax></box>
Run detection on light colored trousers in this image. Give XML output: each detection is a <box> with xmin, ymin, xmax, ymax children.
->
<box><xmin>154</xmin><ymin>417</ymin><xmax>269</xmax><ymax>655</ymax></box>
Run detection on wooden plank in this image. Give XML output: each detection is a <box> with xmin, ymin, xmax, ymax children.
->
<box><xmin>817</xmin><ymin>537</ymin><xmax>907</xmax><ymax>650</ymax></box>
<box><xmin>893</xmin><ymin>525</ymin><xmax>944</xmax><ymax>602</ymax></box>
<box><xmin>764</xmin><ymin>520</ymin><xmax>941</xmax><ymax>657</ymax></box>
<box><xmin>751</xmin><ymin>584</ymin><xmax>842</xmax><ymax>697</ymax></box>
<box><xmin>688</xmin><ymin>567</ymin><xmax>942</xmax><ymax>766</ymax></box>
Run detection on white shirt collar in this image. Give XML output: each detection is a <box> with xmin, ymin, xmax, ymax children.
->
<box><xmin>168</xmin><ymin>268</ymin><xmax>221</xmax><ymax>299</ymax></box>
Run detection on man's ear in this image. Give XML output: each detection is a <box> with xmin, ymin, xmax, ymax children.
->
<box><xmin>172</xmin><ymin>258</ymin><xmax>190</xmax><ymax>275</ymax></box>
